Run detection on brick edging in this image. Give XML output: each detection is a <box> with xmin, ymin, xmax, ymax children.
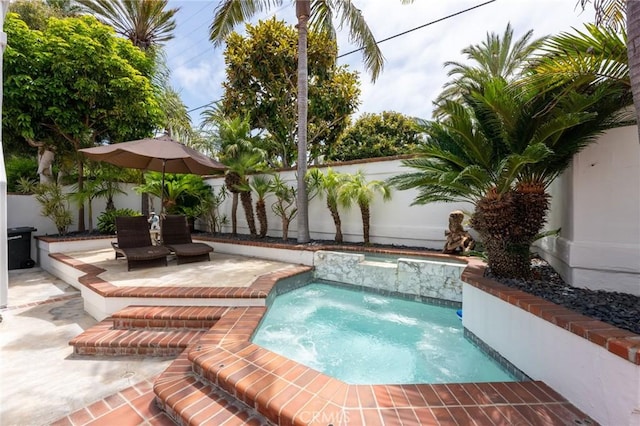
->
<box><xmin>462</xmin><ymin>257</ymin><xmax>640</xmax><ymax>365</ymax></box>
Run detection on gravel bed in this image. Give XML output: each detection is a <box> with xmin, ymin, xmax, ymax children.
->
<box><xmin>487</xmin><ymin>258</ymin><xmax>640</xmax><ymax>335</ymax></box>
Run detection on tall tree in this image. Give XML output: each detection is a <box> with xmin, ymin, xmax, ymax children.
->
<box><xmin>433</xmin><ymin>22</ymin><xmax>545</xmax><ymax>119</ymax></box>
<box><xmin>327</xmin><ymin>111</ymin><xmax>422</xmax><ymax>162</ymax></box>
<box><xmin>3</xmin><ymin>14</ymin><xmax>162</xmax><ymax>231</ymax></box>
<box><xmin>210</xmin><ymin>0</ymin><xmax>385</xmax><ymax>243</ymax></box>
<box><xmin>221</xmin><ymin>18</ymin><xmax>360</xmax><ymax>167</ymax></box>
<box><xmin>75</xmin><ymin>0</ymin><xmax>179</xmax><ymax>50</ymax></box>
<box><xmin>77</xmin><ymin>0</ymin><xmax>183</xmax><ymax>217</ymax></box>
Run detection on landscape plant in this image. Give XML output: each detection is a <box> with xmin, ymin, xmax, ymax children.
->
<box><xmin>307</xmin><ymin>168</ymin><xmax>348</xmax><ymax>243</ymax></box>
<box><xmin>250</xmin><ymin>175</ymin><xmax>273</xmax><ymax>238</ymax></box>
<box><xmin>270</xmin><ymin>175</ymin><xmax>297</xmax><ymax>241</ymax></box>
<box><xmin>97</xmin><ymin>208</ymin><xmax>140</xmax><ymax>234</ymax></box>
<box><xmin>199</xmin><ymin>186</ymin><xmax>228</xmax><ymax>234</ymax></box>
<box><xmin>390</xmin><ymin>24</ymin><xmax>632</xmax><ymax>279</ymax></box>
<box><xmin>338</xmin><ymin>170</ymin><xmax>392</xmax><ymax>244</ymax></box>
<box><xmin>33</xmin><ymin>182</ymin><xmax>73</xmax><ymax>235</ymax></box>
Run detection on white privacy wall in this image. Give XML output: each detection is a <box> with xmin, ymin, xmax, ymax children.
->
<box><xmin>537</xmin><ymin>125</ymin><xmax>640</xmax><ymax>295</ymax></box>
<box><xmin>7</xmin><ymin>126</ymin><xmax>640</xmax><ymax>294</ymax></box>
<box><xmin>204</xmin><ymin>158</ymin><xmax>473</xmax><ymax>250</ymax></box>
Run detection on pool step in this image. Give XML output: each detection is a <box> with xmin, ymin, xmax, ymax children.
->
<box><xmin>111</xmin><ymin>305</ymin><xmax>229</xmax><ymax>330</ymax></box>
<box><xmin>154</xmin><ymin>352</ymin><xmax>270</xmax><ymax>426</ymax></box>
<box><xmin>70</xmin><ymin>306</ymin><xmax>229</xmax><ymax>357</ymax></box>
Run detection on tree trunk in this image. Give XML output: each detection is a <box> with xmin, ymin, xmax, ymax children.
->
<box><xmin>296</xmin><ymin>0</ymin><xmax>311</xmax><ymax>243</ymax></box>
<box><xmin>240</xmin><ymin>191</ymin><xmax>257</xmax><ymax>236</ymax></box>
<box><xmin>328</xmin><ymin>201</ymin><xmax>343</xmax><ymax>243</ymax></box>
<box><xmin>282</xmin><ymin>217</ymin><xmax>290</xmax><ymax>241</ymax></box>
<box><xmin>471</xmin><ymin>189</ymin><xmax>549</xmax><ymax>279</ymax></box>
<box><xmin>231</xmin><ymin>192</ymin><xmax>238</xmax><ymax>235</ymax></box>
<box><xmin>77</xmin><ymin>159</ymin><xmax>85</xmax><ymax>232</ymax></box>
<box><xmin>627</xmin><ymin>1</ymin><xmax>640</xmax><ymax>143</ymax></box>
<box><xmin>360</xmin><ymin>202</ymin><xmax>371</xmax><ymax>244</ymax></box>
<box><xmin>256</xmin><ymin>198</ymin><xmax>268</xmax><ymax>238</ymax></box>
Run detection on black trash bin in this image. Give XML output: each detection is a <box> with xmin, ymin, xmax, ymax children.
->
<box><xmin>7</xmin><ymin>227</ymin><xmax>37</xmax><ymax>270</ymax></box>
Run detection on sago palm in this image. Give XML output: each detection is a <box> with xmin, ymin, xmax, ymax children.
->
<box><xmin>391</xmin><ymin>74</ymin><xmax>631</xmax><ymax>278</ymax></box>
<box><xmin>338</xmin><ymin>170</ymin><xmax>391</xmax><ymax>244</ymax></box>
<box><xmin>209</xmin><ymin>0</ymin><xmax>386</xmax><ymax>243</ymax></box>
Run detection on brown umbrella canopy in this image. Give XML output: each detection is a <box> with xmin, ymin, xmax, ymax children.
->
<box><xmin>79</xmin><ymin>134</ymin><xmax>225</xmax><ymax>175</ymax></box>
<box><xmin>79</xmin><ymin>135</ymin><xmax>226</xmax><ymax>218</ymax></box>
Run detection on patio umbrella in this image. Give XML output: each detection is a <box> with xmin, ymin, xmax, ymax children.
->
<box><xmin>79</xmin><ymin>134</ymin><xmax>226</xmax><ymax>216</ymax></box>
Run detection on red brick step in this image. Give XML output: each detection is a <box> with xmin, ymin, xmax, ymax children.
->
<box><xmin>154</xmin><ymin>352</ymin><xmax>269</xmax><ymax>426</ymax></box>
<box><xmin>111</xmin><ymin>305</ymin><xmax>229</xmax><ymax>329</ymax></box>
<box><xmin>69</xmin><ymin>305</ymin><xmax>229</xmax><ymax>357</ymax></box>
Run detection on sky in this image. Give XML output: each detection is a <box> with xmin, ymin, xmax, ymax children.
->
<box><xmin>164</xmin><ymin>0</ymin><xmax>595</xmax><ymax>127</ymax></box>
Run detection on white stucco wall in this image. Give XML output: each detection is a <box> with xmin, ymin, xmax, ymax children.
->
<box><xmin>205</xmin><ymin>158</ymin><xmax>473</xmax><ymax>249</ymax></box>
<box><xmin>7</xmin><ymin>183</ymin><xmax>144</xmax><ymax>262</ymax></box>
<box><xmin>7</xmin><ymin>129</ymin><xmax>639</xmax><ymax>294</ymax></box>
<box><xmin>463</xmin><ymin>283</ymin><xmax>640</xmax><ymax>426</ymax></box>
<box><xmin>537</xmin><ymin>125</ymin><xmax>640</xmax><ymax>294</ymax></box>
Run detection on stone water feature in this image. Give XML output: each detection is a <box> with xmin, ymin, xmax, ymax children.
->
<box><xmin>313</xmin><ymin>251</ymin><xmax>466</xmax><ymax>302</ymax></box>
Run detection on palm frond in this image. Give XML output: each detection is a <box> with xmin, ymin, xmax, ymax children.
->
<box><xmin>210</xmin><ymin>0</ymin><xmax>282</xmax><ymax>45</ymax></box>
<box><xmin>331</xmin><ymin>0</ymin><xmax>383</xmax><ymax>81</ymax></box>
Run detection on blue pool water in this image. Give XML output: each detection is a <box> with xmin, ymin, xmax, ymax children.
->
<box><xmin>252</xmin><ymin>283</ymin><xmax>517</xmax><ymax>385</ymax></box>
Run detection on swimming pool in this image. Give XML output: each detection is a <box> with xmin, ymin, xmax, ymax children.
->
<box><xmin>252</xmin><ymin>282</ymin><xmax>518</xmax><ymax>385</ymax></box>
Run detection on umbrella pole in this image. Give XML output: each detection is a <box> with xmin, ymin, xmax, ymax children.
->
<box><xmin>159</xmin><ymin>159</ymin><xmax>167</xmax><ymax>244</ymax></box>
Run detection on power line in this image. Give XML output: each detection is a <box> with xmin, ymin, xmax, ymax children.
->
<box><xmin>337</xmin><ymin>0</ymin><xmax>497</xmax><ymax>59</ymax></box>
<box><xmin>179</xmin><ymin>3</ymin><xmax>291</xmax><ymax>68</ymax></box>
<box><xmin>184</xmin><ymin>1</ymin><xmax>496</xmax><ymax>114</ymax></box>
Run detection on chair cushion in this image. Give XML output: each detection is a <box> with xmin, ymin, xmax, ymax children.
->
<box><xmin>121</xmin><ymin>245</ymin><xmax>171</xmax><ymax>261</ymax></box>
<box><xmin>165</xmin><ymin>243</ymin><xmax>213</xmax><ymax>257</ymax></box>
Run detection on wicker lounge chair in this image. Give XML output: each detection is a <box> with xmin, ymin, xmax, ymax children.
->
<box><xmin>115</xmin><ymin>216</ymin><xmax>171</xmax><ymax>271</ymax></box>
<box><xmin>161</xmin><ymin>215</ymin><xmax>213</xmax><ymax>265</ymax></box>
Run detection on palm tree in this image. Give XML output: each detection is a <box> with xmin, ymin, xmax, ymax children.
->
<box><xmin>251</xmin><ymin>175</ymin><xmax>273</xmax><ymax>238</ymax></box>
<box><xmin>433</xmin><ymin>23</ymin><xmax>545</xmax><ymax>118</ymax></box>
<box><xmin>390</xmin><ymin>73</ymin><xmax>631</xmax><ymax>278</ymax></box>
<box><xmin>527</xmin><ymin>24</ymin><xmax>628</xmax><ymax>97</ymax></box>
<box><xmin>307</xmin><ymin>168</ymin><xmax>348</xmax><ymax>243</ymax></box>
<box><xmin>209</xmin><ymin>0</ymin><xmax>385</xmax><ymax>243</ymax></box>
<box><xmin>338</xmin><ymin>170</ymin><xmax>391</xmax><ymax>244</ymax></box>
<box><xmin>211</xmin><ymin>115</ymin><xmax>265</xmax><ymax>236</ymax></box>
<box><xmin>580</xmin><ymin>0</ymin><xmax>640</xmax><ymax>141</ymax></box>
<box><xmin>75</xmin><ymin>0</ymin><xmax>179</xmax><ymax>50</ymax></box>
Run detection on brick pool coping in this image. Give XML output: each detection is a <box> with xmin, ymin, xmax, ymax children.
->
<box><xmin>163</xmin><ymin>305</ymin><xmax>592</xmax><ymax>425</ymax></box>
<box><xmin>47</xmin><ymin>235</ymin><xmax>640</xmax><ymax>365</ymax></box>
<box><xmin>46</xmin><ymin>236</ymin><xmax>613</xmax><ymax>424</ymax></box>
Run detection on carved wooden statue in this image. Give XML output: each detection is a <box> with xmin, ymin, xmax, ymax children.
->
<box><xmin>443</xmin><ymin>210</ymin><xmax>475</xmax><ymax>254</ymax></box>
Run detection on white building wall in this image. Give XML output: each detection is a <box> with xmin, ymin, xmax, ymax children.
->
<box><xmin>537</xmin><ymin>125</ymin><xmax>640</xmax><ymax>295</ymax></box>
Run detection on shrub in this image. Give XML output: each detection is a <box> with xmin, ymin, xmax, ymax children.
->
<box><xmin>97</xmin><ymin>208</ymin><xmax>140</xmax><ymax>234</ymax></box>
<box><xmin>5</xmin><ymin>155</ymin><xmax>37</xmax><ymax>192</ymax></box>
